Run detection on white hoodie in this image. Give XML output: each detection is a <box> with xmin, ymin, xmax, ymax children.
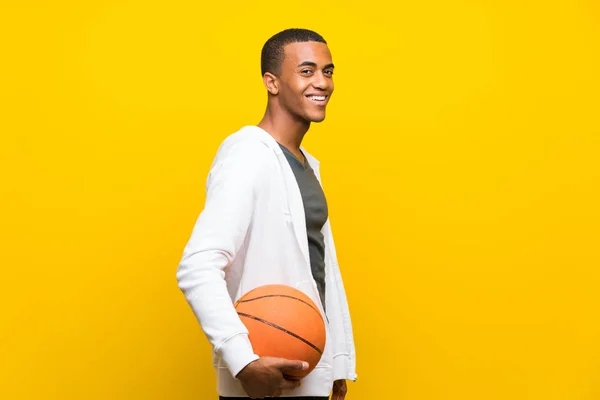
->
<box><xmin>176</xmin><ymin>125</ymin><xmax>357</xmax><ymax>397</ymax></box>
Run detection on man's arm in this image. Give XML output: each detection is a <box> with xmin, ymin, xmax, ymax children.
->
<box><xmin>325</xmin><ymin>220</ymin><xmax>358</xmax><ymax>383</ymax></box>
<box><xmin>176</xmin><ymin>139</ymin><xmax>308</xmax><ymax>398</ymax></box>
<box><xmin>176</xmin><ymin>140</ymin><xmax>268</xmax><ymax>377</ymax></box>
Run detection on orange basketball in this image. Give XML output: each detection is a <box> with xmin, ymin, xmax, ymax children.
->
<box><xmin>234</xmin><ymin>284</ymin><xmax>326</xmax><ymax>380</ymax></box>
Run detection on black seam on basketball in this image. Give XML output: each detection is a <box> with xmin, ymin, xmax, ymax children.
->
<box><xmin>238</xmin><ymin>294</ymin><xmax>321</xmax><ymax>316</ymax></box>
<box><xmin>237</xmin><ymin>312</ymin><xmax>323</xmax><ymax>355</ymax></box>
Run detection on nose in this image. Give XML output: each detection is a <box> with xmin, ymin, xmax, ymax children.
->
<box><xmin>312</xmin><ymin>71</ymin><xmax>330</xmax><ymax>91</ymax></box>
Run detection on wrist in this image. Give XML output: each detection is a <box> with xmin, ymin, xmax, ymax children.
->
<box><xmin>235</xmin><ymin>359</ymin><xmax>258</xmax><ymax>380</ymax></box>
<box><xmin>219</xmin><ymin>334</ymin><xmax>259</xmax><ymax>378</ymax></box>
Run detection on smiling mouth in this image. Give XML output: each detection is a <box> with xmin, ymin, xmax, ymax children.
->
<box><xmin>306</xmin><ymin>95</ymin><xmax>329</xmax><ymax>104</ymax></box>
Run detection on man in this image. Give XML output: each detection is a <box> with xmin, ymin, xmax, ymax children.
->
<box><xmin>176</xmin><ymin>28</ymin><xmax>357</xmax><ymax>400</ymax></box>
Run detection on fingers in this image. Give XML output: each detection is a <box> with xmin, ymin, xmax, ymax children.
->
<box><xmin>339</xmin><ymin>388</ymin><xmax>348</xmax><ymax>400</ymax></box>
<box><xmin>271</xmin><ymin>358</ymin><xmax>309</xmax><ymax>371</ymax></box>
<box><xmin>280</xmin><ymin>378</ymin><xmax>302</xmax><ymax>391</ymax></box>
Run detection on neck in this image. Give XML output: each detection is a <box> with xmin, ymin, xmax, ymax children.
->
<box><xmin>257</xmin><ymin>101</ymin><xmax>310</xmax><ymax>151</ymax></box>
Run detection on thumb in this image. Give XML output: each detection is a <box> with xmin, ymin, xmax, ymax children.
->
<box><xmin>272</xmin><ymin>358</ymin><xmax>309</xmax><ymax>371</ymax></box>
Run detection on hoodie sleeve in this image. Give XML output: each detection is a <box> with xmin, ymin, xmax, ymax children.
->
<box><xmin>176</xmin><ymin>139</ymin><xmax>272</xmax><ymax>378</ymax></box>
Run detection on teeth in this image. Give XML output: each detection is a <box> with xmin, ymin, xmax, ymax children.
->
<box><xmin>308</xmin><ymin>96</ymin><xmax>326</xmax><ymax>101</ymax></box>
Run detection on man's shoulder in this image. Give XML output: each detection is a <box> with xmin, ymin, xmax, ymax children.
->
<box><xmin>211</xmin><ymin>126</ymin><xmax>277</xmax><ymax>168</ymax></box>
<box><xmin>218</xmin><ymin>126</ymin><xmax>275</xmax><ymax>153</ymax></box>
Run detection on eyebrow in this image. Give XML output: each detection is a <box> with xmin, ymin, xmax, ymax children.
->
<box><xmin>297</xmin><ymin>61</ymin><xmax>335</xmax><ymax>69</ymax></box>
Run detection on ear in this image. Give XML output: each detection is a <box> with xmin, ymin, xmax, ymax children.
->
<box><xmin>263</xmin><ymin>72</ymin><xmax>279</xmax><ymax>95</ymax></box>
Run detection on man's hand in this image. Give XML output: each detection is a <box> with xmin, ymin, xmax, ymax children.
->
<box><xmin>235</xmin><ymin>357</ymin><xmax>308</xmax><ymax>398</ymax></box>
<box><xmin>332</xmin><ymin>379</ymin><xmax>347</xmax><ymax>400</ymax></box>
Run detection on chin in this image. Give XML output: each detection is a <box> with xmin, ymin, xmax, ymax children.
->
<box><xmin>308</xmin><ymin>113</ymin><xmax>327</xmax><ymax>123</ymax></box>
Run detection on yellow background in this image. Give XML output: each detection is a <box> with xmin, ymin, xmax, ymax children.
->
<box><xmin>2</xmin><ymin>1</ymin><xmax>599</xmax><ymax>399</ymax></box>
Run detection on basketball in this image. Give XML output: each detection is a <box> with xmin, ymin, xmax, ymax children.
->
<box><xmin>234</xmin><ymin>284</ymin><xmax>326</xmax><ymax>380</ymax></box>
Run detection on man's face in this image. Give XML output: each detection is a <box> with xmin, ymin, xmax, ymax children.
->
<box><xmin>276</xmin><ymin>41</ymin><xmax>335</xmax><ymax>123</ymax></box>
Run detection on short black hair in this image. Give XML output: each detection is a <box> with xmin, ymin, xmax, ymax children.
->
<box><xmin>261</xmin><ymin>28</ymin><xmax>327</xmax><ymax>77</ymax></box>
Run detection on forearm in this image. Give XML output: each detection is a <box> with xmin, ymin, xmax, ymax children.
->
<box><xmin>177</xmin><ymin>247</ymin><xmax>259</xmax><ymax>376</ymax></box>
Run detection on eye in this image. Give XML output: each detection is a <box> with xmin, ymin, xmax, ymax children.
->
<box><xmin>324</xmin><ymin>69</ymin><xmax>334</xmax><ymax>76</ymax></box>
<box><xmin>301</xmin><ymin>69</ymin><xmax>313</xmax><ymax>75</ymax></box>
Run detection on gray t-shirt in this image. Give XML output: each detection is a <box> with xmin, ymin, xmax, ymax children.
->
<box><xmin>278</xmin><ymin>143</ymin><xmax>328</xmax><ymax>312</ymax></box>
